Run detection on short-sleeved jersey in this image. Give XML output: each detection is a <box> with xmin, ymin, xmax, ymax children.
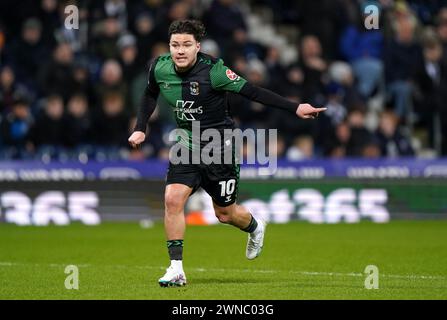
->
<box><xmin>147</xmin><ymin>52</ymin><xmax>247</xmax><ymax>149</ymax></box>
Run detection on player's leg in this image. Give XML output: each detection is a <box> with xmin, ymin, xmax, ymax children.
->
<box><xmin>159</xmin><ymin>161</ymin><xmax>201</xmax><ymax>287</ymax></box>
<box><xmin>202</xmin><ymin>161</ymin><xmax>266</xmax><ymax>260</ymax></box>
<box><xmin>213</xmin><ymin>201</ymin><xmax>267</xmax><ymax>260</ymax></box>
<box><xmin>164</xmin><ymin>183</ymin><xmax>192</xmax><ymax>240</ymax></box>
<box><xmin>159</xmin><ymin>183</ymin><xmax>192</xmax><ymax>287</ymax></box>
<box><xmin>212</xmin><ymin>202</ymin><xmax>250</xmax><ymax>228</ymax></box>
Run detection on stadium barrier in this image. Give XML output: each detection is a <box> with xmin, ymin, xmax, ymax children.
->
<box><xmin>0</xmin><ymin>158</ymin><xmax>446</xmax><ymax>225</ymax></box>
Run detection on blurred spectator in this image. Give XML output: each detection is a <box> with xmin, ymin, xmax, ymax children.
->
<box><xmin>258</xmin><ymin>0</ymin><xmax>298</xmax><ymax>25</ymax></box>
<box><xmin>268</xmin><ymin>64</ymin><xmax>315</xmax><ymax>146</ymax></box>
<box><xmin>286</xmin><ymin>135</ymin><xmax>314</xmax><ymax>161</ymax></box>
<box><xmin>117</xmin><ymin>33</ymin><xmax>140</xmax><ymax>84</ymax></box>
<box><xmin>72</xmin><ymin>57</ymin><xmax>94</xmax><ymax>105</ymax></box>
<box><xmin>264</xmin><ymin>46</ymin><xmax>286</xmax><ymax>92</ymax></box>
<box><xmin>294</xmin><ymin>0</ymin><xmax>347</xmax><ymax>60</ymax></box>
<box><xmin>298</xmin><ymin>35</ymin><xmax>327</xmax><ymax>105</ymax></box>
<box><xmin>231</xmin><ymin>55</ymin><xmax>249</xmax><ymax>76</ymax></box>
<box><xmin>92</xmin><ymin>16</ymin><xmax>123</xmax><ymax>60</ymax></box>
<box><xmin>30</xmin><ymin>94</ymin><xmax>66</xmax><ymax>147</ymax></box>
<box><xmin>38</xmin><ymin>42</ymin><xmax>76</xmax><ymax>100</ymax></box>
<box><xmin>375</xmin><ymin>110</ymin><xmax>415</xmax><ymax>157</ymax></box>
<box><xmin>0</xmin><ymin>24</ymin><xmax>5</xmax><ymax>65</ymax></box>
<box><xmin>321</xmin><ymin>82</ymin><xmax>347</xmax><ymax>126</ymax></box>
<box><xmin>38</xmin><ymin>0</ymin><xmax>60</xmax><ymax>49</ymax></box>
<box><xmin>323</xmin><ymin>121</ymin><xmax>350</xmax><ymax>158</ymax></box>
<box><xmin>95</xmin><ymin>59</ymin><xmax>127</xmax><ymax>112</ymax></box>
<box><xmin>0</xmin><ymin>65</ymin><xmax>16</xmax><ymax>114</ymax></box>
<box><xmin>64</xmin><ymin>93</ymin><xmax>91</xmax><ymax>148</ymax></box>
<box><xmin>0</xmin><ymin>96</ymin><xmax>34</xmax><ymax>158</ymax></box>
<box><xmin>8</xmin><ymin>17</ymin><xmax>50</xmax><ymax>85</ymax></box>
<box><xmin>276</xmin><ymin>64</ymin><xmax>303</xmax><ymax>98</ymax></box>
<box><xmin>133</xmin><ymin>12</ymin><xmax>157</xmax><ymax>65</ymax></box>
<box><xmin>435</xmin><ymin>7</ymin><xmax>447</xmax><ymax>64</ymax></box>
<box><xmin>328</xmin><ymin>61</ymin><xmax>364</xmax><ymax>110</ymax></box>
<box><xmin>152</xmin><ymin>0</ymin><xmax>192</xmax><ymax>43</ymax></box>
<box><xmin>200</xmin><ymin>38</ymin><xmax>221</xmax><ymax>58</ymax></box>
<box><xmin>339</xmin><ymin>6</ymin><xmax>384</xmax><ymax>99</ymax></box>
<box><xmin>0</xmin><ymin>66</ymin><xmax>31</xmax><ymax>115</ymax></box>
<box><xmin>225</xmin><ymin>28</ymin><xmax>265</xmax><ymax>64</ymax></box>
<box><xmin>91</xmin><ymin>91</ymin><xmax>130</xmax><ymax>146</ymax></box>
<box><xmin>105</xmin><ymin>0</ymin><xmax>128</xmax><ymax>29</ymax></box>
<box><xmin>384</xmin><ymin>6</ymin><xmax>422</xmax><ymax>120</ymax></box>
<box><xmin>128</xmin><ymin>0</ymin><xmax>164</xmax><ymax>27</ymax></box>
<box><xmin>315</xmin><ymin>82</ymin><xmax>347</xmax><ymax>154</ymax></box>
<box><xmin>413</xmin><ymin>28</ymin><xmax>447</xmax><ymax>150</ymax></box>
<box><xmin>203</xmin><ymin>0</ymin><xmax>247</xmax><ymax>50</ymax></box>
<box><xmin>431</xmin><ymin>8</ymin><xmax>447</xmax><ymax>154</ymax></box>
<box><xmin>246</xmin><ymin>59</ymin><xmax>268</xmax><ymax>86</ymax></box>
<box><xmin>361</xmin><ymin>141</ymin><xmax>382</xmax><ymax>158</ymax></box>
<box><xmin>346</xmin><ymin>108</ymin><xmax>375</xmax><ymax>157</ymax></box>
<box><xmin>148</xmin><ymin>42</ymin><xmax>169</xmax><ymax>58</ymax></box>
<box><xmin>407</xmin><ymin>0</ymin><xmax>441</xmax><ymax>25</ymax></box>
<box><xmin>90</xmin><ymin>0</ymin><xmax>128</xmax><ymax>32</ymax></box>
<box><xmin>268</xmin><ymin>134</ymin><xmax>286</xmax><ymax>159</ymax></box>
<box><xmin>442</xmin><ymin>107</ymin><xmax>447</xmax><ymax>155</ymax></box>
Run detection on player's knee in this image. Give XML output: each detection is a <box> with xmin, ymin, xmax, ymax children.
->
<box><xmin>215</xmin><ymin>212</ymin><xmax>232</xmax><ymax>224</ymax></box>
<box><xmin>214</xmin><ymin>206</ymin><xmax>233</xmax><ymax>224</ymax></box>
<box><xmin>165</xmin><ymin>193</ymin><xmax>184</xmax><ymax>213</ymax></box>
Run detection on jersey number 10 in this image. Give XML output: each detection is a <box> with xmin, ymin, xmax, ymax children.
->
<box><xmin>219</xmin><ymin>179</ymin><xmax>236</xmax><ymax>196</ymax></box>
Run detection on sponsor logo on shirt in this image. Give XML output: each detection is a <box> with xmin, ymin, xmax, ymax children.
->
<box><xmin>173</xmin><ymin>100</ymin><xmax>203</xmax><ymax>121</ymax></box>
<box><xmin>226</xmin><ymin>69</ymin><xmax>240</xmax><ymax>81</ymax></box>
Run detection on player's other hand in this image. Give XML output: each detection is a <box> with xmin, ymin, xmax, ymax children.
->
<box><xmin>128</xmin><ymin>131</ymin><xmax>146</xmax><ymax>148</ymax></box>
<box><xmin>296</xmin><ymin>103</ymin><xmax>327</xmax><ymax>119</ymax></box>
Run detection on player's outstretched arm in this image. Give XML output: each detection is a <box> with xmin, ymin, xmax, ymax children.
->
<box><xmin>128</xmin><ymin>86</ymin><xmax>158</xmax><ymax>148</ymax></box>
<box><xmin>238</xmin><ymin>82</ymin><xmax>326</xmax><ymax>119</ymax></box>
<box><xmin>129</xmin><ymin>57</ymin><xmax>161</xmax><ymax>148</ymax></box>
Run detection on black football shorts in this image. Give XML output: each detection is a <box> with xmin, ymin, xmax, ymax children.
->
<box><xmin>166</xmin><ymin>162</ymin><xmax>240</xmax><ymax>207</ymax></box>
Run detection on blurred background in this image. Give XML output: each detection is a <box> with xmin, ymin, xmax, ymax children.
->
<box><xmin>0</xmin><ymin>0</ymin><xmax>446</xmax><ymax>225</ymax></box>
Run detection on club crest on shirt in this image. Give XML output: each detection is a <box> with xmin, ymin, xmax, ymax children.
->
<box><xmin>226</xmin><ymin>69</ymin><xmax>240</xmax><ymax>81</ymax></box>
<box><xmin>190</xmin><ymin>81</ymin><xmax>200</xmax><ymax>95</ymax></box>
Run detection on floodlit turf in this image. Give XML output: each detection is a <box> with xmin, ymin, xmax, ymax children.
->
<box><xmin>0</xmin><ymin>221</ymin><xmax>446</xmax><ymax>299</ymax></box>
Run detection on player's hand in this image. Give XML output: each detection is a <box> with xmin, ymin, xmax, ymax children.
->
<box><xmin>296</xmin><ymin>103</ymin><xmax>327</xmax><ymax>119</ymax></box>
<box><xmin>128</xmin><ymin>131</ymin><xmax>146</xmax><ymax>148</ymax></box>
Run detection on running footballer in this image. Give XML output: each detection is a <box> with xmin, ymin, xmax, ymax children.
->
<box><xmin>129</xmin><ymin>20</ymin><xmax>326</xmax><ymax>287</ymax></box>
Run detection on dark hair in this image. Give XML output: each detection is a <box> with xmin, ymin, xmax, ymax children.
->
<box><xmin>168</xmin><ymin>20</ymin><xmax>206</xmax><ymax>42</ymax></box>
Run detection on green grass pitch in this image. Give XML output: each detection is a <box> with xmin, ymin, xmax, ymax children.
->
<box><xmin>0</xmin><ymin>221</ymin><xmax>446</xmax><ymax>299</ymax></box>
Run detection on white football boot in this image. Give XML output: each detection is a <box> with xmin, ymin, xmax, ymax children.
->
<box><xmin>246</xmin><ymin>219</ymin><xmax>267</xmax><ymax>260</ymax></box>
<box><xmin>158</xmin><ymin>265</ymin><xmax>187</xmax><ymax>287</ymax></box>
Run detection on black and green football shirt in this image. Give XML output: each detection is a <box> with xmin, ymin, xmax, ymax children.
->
<box><xmin>153</xmin><ymin>52</ymin><xmax>245</xmax><ymax>129</ymax></box>
<box><xmin>135</xmin><ymin>52</ymin><xmax>298</xmax><ymax>150</ymax></box>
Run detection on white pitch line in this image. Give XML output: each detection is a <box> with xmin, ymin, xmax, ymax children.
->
<box><xmin>0</xmin><ymin>261</ymin><xmax>446</xmax><ymax>280</ymax></box>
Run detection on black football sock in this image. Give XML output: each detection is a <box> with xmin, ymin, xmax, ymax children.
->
<box><xmin>167</xmin><ymin>239</ymin><xmax>183</xmax><ymax>260</ymax></box>
<box><xmin>241</xmin><ymin>214</ymin><xmax>258</xmax><ymax>233</ymax></box>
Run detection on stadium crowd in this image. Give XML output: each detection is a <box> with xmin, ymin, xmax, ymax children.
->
<box><xmin>0</xmin><ymin>0</ymin><xmax>447</xmax><ymax>162</ymax></box>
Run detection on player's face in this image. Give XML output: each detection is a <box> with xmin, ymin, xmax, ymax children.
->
<box><xmin>169</xmin><ymin>34</ymin><xmax>200</xmax><ymax>71</ymax></box>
